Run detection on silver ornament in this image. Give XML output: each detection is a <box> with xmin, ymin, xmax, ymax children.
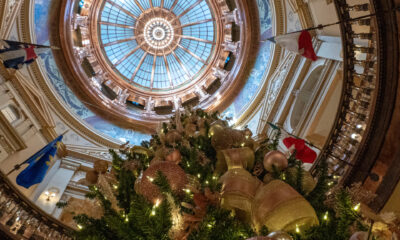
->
<box><xmin>267</xmin><ymin>231</ymin><xmax>293</xmax><ymax>240</ymax></box>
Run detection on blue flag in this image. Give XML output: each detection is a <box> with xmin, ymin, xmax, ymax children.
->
<box><xmin>16</xmin><ymin>135</ymin><xmax>63</xmax><ymax>189</ymax></box>
<box><xmin>0</xmin><ymin>40</ymin><xmax>49</xmax><ymax>69</ymax></box>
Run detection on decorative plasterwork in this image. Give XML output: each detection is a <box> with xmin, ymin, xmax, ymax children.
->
<box><xmin>66</xmin><ymin>145</ymin><xmax>113</xmax><ymax>163</ymax></box>
<box><xmin>0</xmin><ymin>0</ymin><xmax>23</xmax><ymax>38</ymax></box>
<box><xmin>57</xmin><ymin>0</ymin><xmax>260</xmax><ymax>130</ymax></box>
<box><xmin>234</xmin><ymin>0</ymin><xmax>284</xmax><ymax>127</ymax></box>
<box><xmin>13</xmin><ymin>0</ymin><xmax>122</xmax><ymax>148</ymax></box>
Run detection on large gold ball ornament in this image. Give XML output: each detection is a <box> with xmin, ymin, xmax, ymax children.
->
<box><xmin>86</xmin><ymin>170</ymin><xmax>99</xmax><ymax>184</ymax></box>
<box><xmin>267</xmin><ymin>231</ymin><xmax>294</xmax><ymax>240</ymax></box>
<box><xmin>135</xmin><ymin>161</ymin><xmax>188</xmax><ymax>203</ymax></box>
<box><xmin>93</xmin><ymin>160</ymin><xmax>109</xmax><ymax>174</ymax></box>
<box><xmin>165</xmin><ymin>149</ymin><xmax>182</xmax><ymax>164</ymax></box>
<box><xmin>263</xmin><ymin>151</ymin><xmax>288</xmax><ymax>172</ymax></box>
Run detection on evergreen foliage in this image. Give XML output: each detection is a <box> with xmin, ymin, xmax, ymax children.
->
<box><xmin>62</xmin><ymin>110</ymin><xmax>371</xmax><ymax>240</ymax></box>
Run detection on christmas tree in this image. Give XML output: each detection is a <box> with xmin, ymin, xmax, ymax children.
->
<box><xmin>58</xmin><ymin>109</ymin><xmax>399</xmax><ymax>240</ymax></box>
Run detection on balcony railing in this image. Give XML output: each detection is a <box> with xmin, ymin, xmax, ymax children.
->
<box><xmin>313</xmin><ymin>0</ymin><xmax>379</xmax><ymax>183</ymax></box>
<box><xmin>0</xmin><ymin>173</ymin><xmax>73</xmax><ymax>239</ymax></box>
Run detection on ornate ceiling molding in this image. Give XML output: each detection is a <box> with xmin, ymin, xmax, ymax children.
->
<box><xmin>56</xmin><ymin>0</ymin><xmax>261</xmax><ymax>131</ymax></box>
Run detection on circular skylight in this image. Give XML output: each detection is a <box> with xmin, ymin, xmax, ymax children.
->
<box><xmin>99</xmin><ymin>0</ymin><xmax>215</xmax><ymax>91</ymax></box>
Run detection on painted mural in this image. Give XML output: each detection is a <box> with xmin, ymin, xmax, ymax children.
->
<box><xmin>34</xmin><ymin>0</ymin><xmax>151</xmax><ymax>145</ymax></box>
<box><xmin>223</xmin><ymin>0</ymin><xmax>273</xmax><ymax>125</ymax></box>
<box><xmin>33</xmin><ymin>0</ymin><xmax>272</xmax><ymax>143</ymax></box>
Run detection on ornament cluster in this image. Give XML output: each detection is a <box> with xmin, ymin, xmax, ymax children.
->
<box><xmin>61</xmin><ymin>109</ymin><xmax>400</xmax><ymax>240</ymax></box>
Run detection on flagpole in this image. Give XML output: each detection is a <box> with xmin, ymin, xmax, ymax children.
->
<box><xmin>262</xmin><ymin>9</ymin><xmax>398</xmax><ymax>43</ymax></box>
<box><xmin>1</xmin><ymin>39</ymin><xmax>60</xmax><ymax>50</ymax></box>
<box><xmin>5</xmin><ymin>130</ymin><xmax>69</xmax><ymax>176</ymax></box>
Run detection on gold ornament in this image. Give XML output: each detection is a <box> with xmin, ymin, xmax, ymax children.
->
<box><xmin>263</xmin><ymin>151</ymin><xmax>288</xmax><ymax>172</ymax></box>
<box><xmin>211</xmin><ymin>127</ymin><xmax>246</xmax><ymax>150</ymax></box>
<box><xmin>135</xmin><ymin>161</ymin><xmax>188</xmax><ymax>204</ymax></box>
<box><xmin>349</xmin><ymin>232</ymin><xmax>368</xmax><ymax>240</ymax></box>
<box><xmin>185</xmin><ymin>123</ymin><xmax>197</xmax><ymax>137</ymax></box>
<box><xmin>285</xmin><ymin>168</ymin><xmax>316</xmax><ymax>194</ymax></box>
<box><xmin>216</xmin><ymin>147</ymin><xmax>255</xmax><ymax>173</ymax></box>
<box><xmin>165</xmin><ymin>149</ymin><xmax>182</xmax><ymax>164</ymax></box>
<box><xmin>93</xmin><ymin>160</ymin><xmax>108</xmax><ymax>174</ymax></box>
<box><xmin>60</xmin><ymin>197</ymin><xmax>103</xmax><ymax>228</ymax></box>
<box><xmin>219</xmin><ymin>168</ymin><xmax>262</xmax><ymax>216</ymax></box>
<box><xmin>251</xmin><ymin>180</ymin><xmax>319</xmax><ymax>232</ymax></box>
<box><xmin>131</xmin><ymin>146</ymin><xmax>154</xmax><ymax>158</ymax></box>
<box><xmin>267</xmin><ymin>231</ymin><xmax>294</xmax><ymax>240</ymax></box>
<box><xmin>86</xmin><ymin>170</ymin><xmax>99</xmax><ymax>184</ymax></box>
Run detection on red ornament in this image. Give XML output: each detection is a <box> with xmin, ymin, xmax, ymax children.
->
<box><xmin>283</xmin><ymin>137</ymin><xmax>317</xmax><ymax>164</ymax></box>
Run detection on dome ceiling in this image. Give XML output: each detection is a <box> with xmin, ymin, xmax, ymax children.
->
<box><xmin>99</xmin><ymin>0</ymin><xmax>215</xmax><ymax>92</ymax></box>
<box><xmin>30</xmin><ymin>0</ymin><xmax>271</xmax><ymax>143</ymax></box>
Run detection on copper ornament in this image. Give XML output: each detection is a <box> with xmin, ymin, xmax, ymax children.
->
<box><xmin>263</xmin><ymin>151</ymin><xmax>288</xmax><ymax>172</ymax></box>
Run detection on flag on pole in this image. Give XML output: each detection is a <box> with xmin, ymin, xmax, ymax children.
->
<box><xmin>16</xmin><ymin>135</ymin><xmax>63</xmax><ymax>189</ymax></box>
<box><xmin>0</xmin><ymin>40</ymin><xmax>50</xmax><ymax>69</ymax></box>
<box><xmin>269</xmin><ymin>30</ymin><xmax>317</xmax><ymax>61</ymax></box>
<box><xmin>283</xmin><ymin>137</ymin><xmax>317</xmax><ymax>164</ymax></box>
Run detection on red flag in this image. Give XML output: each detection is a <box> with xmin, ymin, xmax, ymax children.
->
<box><xmin>283</xmin><ymin>137</ymin><xmax>317</xmax><ymax>164</ymax></box>
<box><xmin>271</xmin><ymin>30</ymin><xmax>317</xmax><ymax>61</ymax></box>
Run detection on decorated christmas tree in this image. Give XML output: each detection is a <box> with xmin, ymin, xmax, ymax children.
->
<box><xmin>58</xmin><ymin>109</ymin><xmax>399</xmax><ymax>240</ymax></box>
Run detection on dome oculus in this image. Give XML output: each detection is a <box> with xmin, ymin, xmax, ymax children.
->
<box><xmin>99</xmin><ymin>0</ymin><xmax>216</xmax><ymax>91</ymax></box>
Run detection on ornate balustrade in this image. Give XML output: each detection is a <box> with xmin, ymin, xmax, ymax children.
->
<box><xmin>314</xmin><ymin>0</ymin><xmax>379</xmax><ymax>181</ymax></box>
<box><xmin>314</xmin><ymin>0</ymin><xmax>400</xmax><ymax>211</ymax></box>
<box><xmin>0</xmin><ymin>173</ymin><xmax>73</xmax><ymax>239</ymax></box>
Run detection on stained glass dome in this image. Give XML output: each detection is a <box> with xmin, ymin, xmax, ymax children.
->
<box><xmin>99</xmin><ymin>0</ymin><xmax>215</xmax><ymax>91</ymax></box>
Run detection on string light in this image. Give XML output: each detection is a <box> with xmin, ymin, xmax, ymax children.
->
<box><xmin>197</xmin><ymin>173</ymin><xmax>201</xmax><ymax>178</ymax></box>
<box><xmin>147</xmin><ymin>176</ymin><xmax>154</xmax><ymax>182</ymax></box>
<box><xmin>323</xmin><ymin>211</ymin><xmax>329</xmax><ymax>221</ymax></box>
<box><xmin>77</xmin><ymin>224</ymin><xmax>83</xmax><ymax>230</ymax></box>
<box><xmin>151</xmin><ymin>210</ymin><xmax>156</xmax><ymax>216</ymax></box>
<box><xmin>295</xmin><ymin>224</ymin><xmax>300</xmax><ymax>233</ymax></box>
<box><xmin>353</xmin><ymin>203</ymin><xmax>361</xmax><ymax>211</ymax></box>
<box><xmin>125</xmin><ymin>217</ymin><xmax>129</xmax><ymax>222</ymax></box>
<box><xmin>113</xmin><ymin>185</ymin><xmax>118</xmax><ymax>190</ymax></box>
<box><xmin>154</xmin><ymin>199</ymin><xmax>161</xmax><ymax>208</ymax></box>
<box><xmin>205</xmin><ymin>180</ymin><xmax>209</xmax><ymax>185</ymax></box>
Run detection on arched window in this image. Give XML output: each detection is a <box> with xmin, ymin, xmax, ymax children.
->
<box><xmin>1</xmin><ymin>105</ymin><xmax>21</xmax><ymax>125</ymax></box>
<box><xmin>290</xmin><ymin>66</ymin><xmax>324</xmax><ymax>130</ymax></box>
